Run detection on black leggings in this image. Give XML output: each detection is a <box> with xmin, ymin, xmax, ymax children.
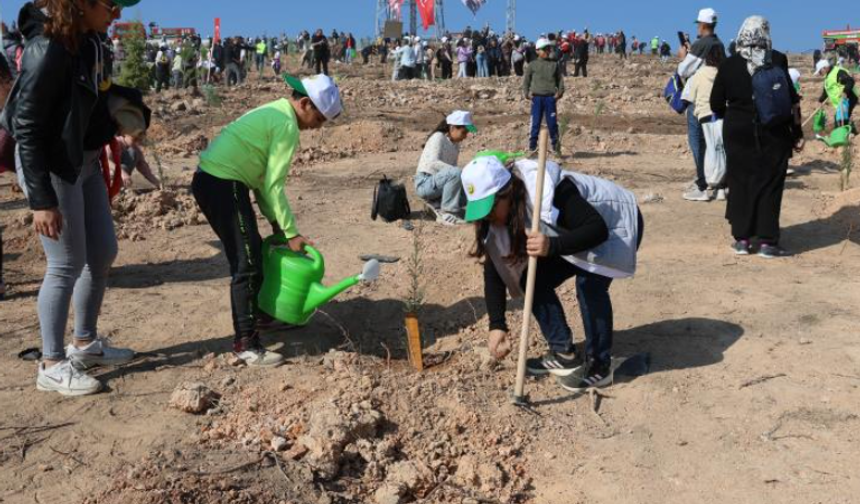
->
<box><xmin>192</xmin><ymin>170</ymin><xmax>263</xmax><ymax>342</ymax></box>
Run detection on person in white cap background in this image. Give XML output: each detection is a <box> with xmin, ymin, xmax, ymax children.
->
<box><xmin>461</xmin><ymin>154</ymin><xmax>643</xmax><ymax>391</ymax></box>
<box><xmin>414</xmin><ymin>111</ymin><xmax>477</xmax><ymax>225</ymax></box>
<box><xmin>678</xmin><ymin>8</ymin><xmax>726</xmax><ymax>203</ymax></box>
<box><xmin>524</xmin><ymin>37</ymin><xmax>565</xmax><ymax>156</ymax></box>
<box><xmin>193</xmin><ymin>74</ymin><xmax>343</xmax><ymax>367</ymax></box>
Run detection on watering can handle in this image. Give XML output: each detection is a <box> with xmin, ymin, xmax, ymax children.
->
<box><xmin>304</xmin><ymin>245</ymin><xmax>324</xmax><ymax>270</ymax></box>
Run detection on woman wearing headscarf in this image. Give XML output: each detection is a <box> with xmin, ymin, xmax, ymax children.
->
<box><xmin>710</xmin><ymin>16</ymin><xmax>804</xmax><ymax>258</ymax></box>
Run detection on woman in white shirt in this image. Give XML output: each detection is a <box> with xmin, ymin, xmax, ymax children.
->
<box><xmin>414</xmin><ymin>110</ymin><xmax>476</xmax><ymax>225</ymax></box>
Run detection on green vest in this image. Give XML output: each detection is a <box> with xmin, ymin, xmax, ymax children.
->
<box><xmin>651</xmin><ymin>38</ymin><xmax>659</xmax><ymax>49</ymax></box>
<box><xmin>825</xmin><ymin>66</ymin><xmax>857</xmax><ymax>108</ymax></box>
<box><xmin>256</xmin><ymin>42</ymin><xmax>267</xmax><ymax>55</ymax></box>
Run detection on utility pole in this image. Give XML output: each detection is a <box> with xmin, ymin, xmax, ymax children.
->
<box><xmin>375</xmin><ymin>0</ymin><xmax>390</xmax><ymax>39</ymax></box>
<box><xmin>409</xmin><ymin>0</ymin><xmax>417</xmax><ymax>36</ymax></box>
<box><xmin>506</xmin><ymin>0</ymin><xmax>516</xmax><ymax>35</ymax></box>
<box><xmin>435</xmin><ymin>0</ymin><xmax>446</xmax><ymax>40</ymax></box>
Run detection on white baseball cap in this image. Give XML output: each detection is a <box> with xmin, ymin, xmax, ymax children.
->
<box><xmin>461</xmin><ymin>156</ymin><xmax>512</xmax><ymax>222</ymax></box>
<box><xmin>815</xmin><ymin>59</ymin><xmax>831</xmax><ymax>75</ymax></box>
<box><xmin>446</xmin><ymin>110</ymin><xmax>477</xmax><ymax>133</ymax></box>
<box><xmin>788</xmin><ymin>68</ymin><xmax>801</xmax><ymax>85</ymax></box>
<box><xmin>284</xmin><ymin>74</ymin><xmax>343</xmax><ymax>121</ymax></box>
<box><xmin>696</xmin><ymin>8</ymin><xmax>717</xmax><ymax>24</ymax></box>
<box><xmin>535</xmin><ymin>37</ymin><xmax>552</xmax><ymax>50</ymax></box>
<box><xmin>441</xmin><ymin>36</ymin><xmax>449</xmax><ymax>43</ymax></box>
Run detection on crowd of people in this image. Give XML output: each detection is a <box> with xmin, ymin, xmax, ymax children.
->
<box><xmin>0</xmin><ymin>0</ymin><xmax>854</xmax><ymax>399</ymax></box>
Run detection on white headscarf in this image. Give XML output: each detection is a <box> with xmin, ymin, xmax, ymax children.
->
<box><xmin>736</xmin><ymin>16</ymin><xmax>772</xmax><ymax>75</ymax></box>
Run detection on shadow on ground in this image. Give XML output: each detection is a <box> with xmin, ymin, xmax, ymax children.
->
<box><xmin>783</xmin><ymin>204</ymin><xmax>860</xmax><ymax>254</ymax></box>
<box><xmin>108</xmin><ymin>242</ymin><xmax>228</xmax><ymax>289</ymax></box>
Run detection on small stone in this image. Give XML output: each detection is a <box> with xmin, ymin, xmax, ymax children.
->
<box><xmin>38</xmin><ymin>464</ymin><xmax>53</xmax><ymax>472</ymax></box>
<box><xmin>271</xmin><ymin>436</ymin><xmax>289</xmax><ymax>452</ymax></box>
<box><xmin>169</xmin><ymin>382</ymin><xmax>220</xmax><ymax>414</ymax></box>
<box><xmin>220</xmin><ymin>376</ymin><xmax>235</xmax><ymax>388</ymax></box>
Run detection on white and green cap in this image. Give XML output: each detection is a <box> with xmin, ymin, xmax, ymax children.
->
<box><xmin>284</xmin><ymin>74</ymin><xmax>343</xmax><ymax>121</ymax></box>
<box><xmin>446</xmin><ymin>110</ymin><xmax>477</xmax><ymax>133</ymax></box>
<box><xmin>461</xmin><ymin>156</ymin><xmax>512</xmax><ymax>222</ymax></box>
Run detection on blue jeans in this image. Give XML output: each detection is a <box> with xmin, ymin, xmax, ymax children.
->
<box><xmin>476</xmin><ymin>54</ymin><xmax>488</xmax><ymax>77</ymax></box>
<box><xmin>530</xmin><ymin>95</ymin><xmax>560</xmax><ymax>150</ymax></box>
<box><xmin>414</xmin><ymin>168</ymin><xmax>466</xmax><ymax>214</ymax></box>
<box><xmin>687</xmin><ymin>106</ymin><xmax>707</xmax><ymax>191</ymax></box>
<box><xmin>527</xmin><ymin>257</ymin><xmax>614</xmax><ymax>367</ymax></box>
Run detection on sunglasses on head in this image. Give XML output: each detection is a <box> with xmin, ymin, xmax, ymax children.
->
<box><xmin>96</xmin><ymin>0</ymin><xmax>122</xmax><ymax>16</ymax></box>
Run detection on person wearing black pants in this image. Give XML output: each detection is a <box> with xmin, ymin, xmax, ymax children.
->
<box><xmin>573</xmin><ymin>38</ymin><xmax>589</xmax><ymax>77</ymax></box>
<box><xmin>192</xmin><ymin>171</ymin><xmax>266</xmax><ymax>345</ymax></box>
<box><xmin>461</xmin><ymin>156</ymin><xmax>643</xmax><ymax>392</ymax></box>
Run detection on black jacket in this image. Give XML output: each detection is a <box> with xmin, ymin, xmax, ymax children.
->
<box><xmin>1</xmin><ymin>3</ymin><xmax>101</xmax><ymax>210</ymax></box>
<box><xmin>1</xmin><ymin>3</ymin><xmax>148</xmax><ymax>210</ymax></box>
<box><xmin>484</xmin><ymin>179</ymin><xmax>609</xmax><ymax>332</ymax></box>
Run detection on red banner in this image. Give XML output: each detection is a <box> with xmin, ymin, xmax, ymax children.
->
<box><xmin>214</xmin><ymin>18</ymin><xmax>221</xmax><ymax>43</ymax></box>
<box><xmin>417</xmin><ymin>0</ymin><xmax>434</xmax><ymax>30</ymax></box>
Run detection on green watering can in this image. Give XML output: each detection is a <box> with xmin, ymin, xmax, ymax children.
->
<box><xmin>258</xmin><ymin>236</ymin><xmax>380</xmax><ymax>325</ymax></box>
<box><xmin>816</xmin><ymin>125</ymin><xmax>852</xmax><ymax>148</ymax></box>
<box><xmin>474</xmin><ymin>150</ymin><xmax>526</xmax><ymax>164</ymax></box>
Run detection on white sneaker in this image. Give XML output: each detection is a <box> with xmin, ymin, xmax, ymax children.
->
<box><xmin>436</xmin><ymin>212</ymin><xmax>465</xmax><ymax>226</ymax></box>
<box><xmin>37</xmin><ymin>360</ymin><xmax>102</xmax><ymax>396</ymax></box>
<box><xmin>682</xmin><ymin>185</ymin><xmax>711</xmax><ymax>202</ymax></box>
<box><xmin>715</xmin><ymin>188</ymin><xmax>727</xmax><ymax>201</ymax></box>
<box><xmin>67</xmin><ymin>338</ymin><xmax>135</xmax><ymax>370</ymax></box>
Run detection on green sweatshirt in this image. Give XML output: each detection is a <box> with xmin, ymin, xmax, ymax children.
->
<box><xmin>199</xmin><ymin>99</ymin><xmax>301</xmax><ymax>238</ymax></box>
<box><xmin>523</xmin><ymin>57</ymin><xmax>565</xmax><ymax>97</ymax></box>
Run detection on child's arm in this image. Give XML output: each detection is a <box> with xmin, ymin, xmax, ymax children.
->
<box><xmin>257</xmin><ymin>123</ymin><xmax>300</xmax><ymax>239</ymax></box>
<box><xmin>522</xmin><ymin>64</ymin><xmax>532</xmax><ymax>99</ymax></box>
<box><xmin>134</xmin><ymin>147</ymin><xmax>162</xmax><ymax>189</ymax></box>
<box><xmin>555</xmin><ymin>62</ymin><xmax>565</xmax><ymax>99</ymax></box>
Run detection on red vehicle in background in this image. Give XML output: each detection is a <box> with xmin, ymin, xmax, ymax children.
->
<box><xmin>151</xmin><ymin>27</ymin><xmax>198</xmax><ymax>40</ymax></box>
<box><xmin>822</xmin><ymin>27</ymin><xmax>860</xmax><ymax>52</ymax></box>
<box><xmin>110</xmin><ymin>22</ymin><xmax>146</xmax><ymax>40</ymax></box>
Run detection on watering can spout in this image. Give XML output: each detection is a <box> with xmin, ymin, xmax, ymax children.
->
<box><xmin>303</xmin><ymin>275</ymin><xmax>361</xmax><ymax>316</ymax></box>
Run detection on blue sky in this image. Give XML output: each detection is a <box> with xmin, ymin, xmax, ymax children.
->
<box><xmin>0</xmin><ymin>0</ymin><xmax>847</xmax><ymax>51</ymax></box>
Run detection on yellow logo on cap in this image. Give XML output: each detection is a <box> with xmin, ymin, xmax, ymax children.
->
<box><xmin>467</xmin><ymin>184</ymin><xmax>475</xmax><ymax>195</ymax></box>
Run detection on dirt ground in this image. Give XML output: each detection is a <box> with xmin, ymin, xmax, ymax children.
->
<box><xmin>2</xmin><ymin>54</ymin><xmax>860</xmax><ymax>504</ymax></box>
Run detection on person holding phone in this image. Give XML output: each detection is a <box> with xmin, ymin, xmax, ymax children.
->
<box><xmin>677</xmin><ymin>8</ymin><xmax>726</xmax><ymax>203</ymax></box>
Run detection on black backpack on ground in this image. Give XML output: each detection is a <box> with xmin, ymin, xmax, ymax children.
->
<box><xmin>371</xmin><ymin>176</ymin><xmax>411</xmax><ymax>222</ymax></box>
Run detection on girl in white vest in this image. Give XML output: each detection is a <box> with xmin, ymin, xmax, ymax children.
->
<box><xmin>461</xmin><ymin>155</ymin><xmax>644</xmax><ymax>391</ymax></box>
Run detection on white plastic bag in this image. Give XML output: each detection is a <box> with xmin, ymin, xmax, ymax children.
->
<box><xmin>702</xmin><ymin>119</ymin><xmax>726</xmax><ymax>187</ymax></box>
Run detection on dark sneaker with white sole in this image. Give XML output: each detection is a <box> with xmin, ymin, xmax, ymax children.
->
<box><xmin>758</xmin><ymin>244</ymin><xmax>788</xmax><ymax>259</ymax></box>
<box><xmin>731</xmin><ymin>240</ymin><xmax>751</xmax><ymax>256</ymax></box>
<box><xmin>526</xmin><ymin>351</ymin><xmax>584</xmax><ymax>377</ymax></box>
<box><xmin>234</xmin><ymin>336</ymin><xmax>285</xmax><ymax>367</ymax></box>
<box><xmin>557</xmin><ymin>362</ymin><xmax>613</xmax><ymax>392</ymax></box>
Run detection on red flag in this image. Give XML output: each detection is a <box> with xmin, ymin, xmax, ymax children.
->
<box><xmin>214</xmin><ymin>18</ymin><xmax>221</xmax><ymax>43</ymax></box>
<box><xmin>417</xmin><ymin>0</ymin><xmax>435</xmax><ymax>30</ymax></box>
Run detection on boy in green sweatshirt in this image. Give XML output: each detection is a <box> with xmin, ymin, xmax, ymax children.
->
<box><xmin>193</xmin><ymin>74</ymin><xmax>342</xmax><ymax>366</ymax></box>
<box><xmin>524</xmin><ymin>37</ymin><xmax>565</xmax><ymax>156</ymax></box>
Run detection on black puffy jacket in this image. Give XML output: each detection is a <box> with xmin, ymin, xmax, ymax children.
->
<box><xmin>0</xmin><ymin>3</ymin><xmax>102</xmax><ymax>210</ymax></box>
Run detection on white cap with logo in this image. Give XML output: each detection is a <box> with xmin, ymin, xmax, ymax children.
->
<box><xmin>535</xmin><ymin>37</ymin><xmax>552</xmax><ymax>50</ymax></box>
<box><xmin>461</xmin><ymin>156</ymin><xmax>512</xmax><ymax>222</ymax></box>
<box><xmin>446</xmin><ymin>110</ymin><xmax>477</xmax><ymax>133</ymax></box>
<box><xmin>284</xmin><ymin>74</ymin><xmax>343</xmax><ymax>121</ymax></box>
<box><xmin>696</xmin><ymin>8</ymin><xmax>717</xmax><ymax>24</ymax></box>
